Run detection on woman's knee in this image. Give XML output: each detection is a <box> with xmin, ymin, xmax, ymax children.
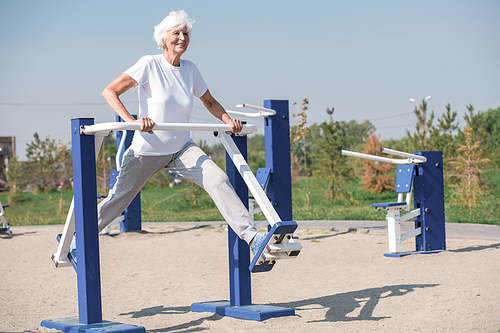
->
<box><xmin>203</xmin><ymin>164</ymin><xmax>230</xmax><ymax>189</ymax></box>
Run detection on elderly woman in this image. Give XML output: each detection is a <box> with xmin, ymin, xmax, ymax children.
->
<box><xmin>97</xmin><ymin>10</ymin><xmax>266</xmax><ymax>251</ymax></box>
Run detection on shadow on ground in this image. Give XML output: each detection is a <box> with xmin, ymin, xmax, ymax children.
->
<box><xmin>274</xmin><ymin>283</ymin><xmax>439</xmax><ymax>323</ymax></box>
<box><xmin>120</xmin><ymin>284</ymin><xmax>439</xmax><ymax>332</ymax></box>
<box><xmin>451</xmin><ymin>242</ymin><xmax>500</xmax><ymax>253</ymax></box>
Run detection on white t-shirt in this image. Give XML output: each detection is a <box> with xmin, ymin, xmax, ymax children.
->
<box><xmin>124</xmin><ymin>54</ymin><xmax>208</xmax><ymax>155</ymax></box>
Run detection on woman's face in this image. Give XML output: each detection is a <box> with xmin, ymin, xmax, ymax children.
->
<box><xmin>164</xmin><ymin>27</ymin><xmax>190</xmax><ymax>54</ymax></box>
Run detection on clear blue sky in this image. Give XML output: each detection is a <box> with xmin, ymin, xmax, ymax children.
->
<box><xmin>1</xmin><ymin>0</ymin><xmax>499</xmax><ymax>160</ymax></box>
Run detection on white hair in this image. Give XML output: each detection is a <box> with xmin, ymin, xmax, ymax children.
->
<box><xmin>154</xmin><ymin>10</ymin><xmax>194</xmax><ymax>49</ymax></box>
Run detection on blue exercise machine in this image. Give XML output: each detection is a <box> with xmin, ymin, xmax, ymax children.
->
<box><xmin>42</xmin><ymin>100</ymin><xmax>301</xmax><ymax>332</ymax></box>
<box><xmin>341</xmin><ymin>148</ymin><xmax>447</xmax><ymax>257</ymax></box>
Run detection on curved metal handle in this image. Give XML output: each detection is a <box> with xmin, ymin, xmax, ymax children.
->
<box><xmin>341</xmin><ymin>149</ymin><xmax>426</xmax><ymax>164</ymax></box>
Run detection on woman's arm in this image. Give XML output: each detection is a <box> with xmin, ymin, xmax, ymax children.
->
<box><xmin>199</xmin><ymin>89</ymin><xmax>242</xmax><ymax>133</ymax></box>
<box><xmin>102</xmin><ymin>73</ymin><xmax>155</xmax><ymax>133</ymax></box>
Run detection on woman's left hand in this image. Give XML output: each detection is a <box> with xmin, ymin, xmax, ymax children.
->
<box><xmin>226</xmin><ymin>118</ymin><xmax>243</xmax><ymax>134</ymax></box>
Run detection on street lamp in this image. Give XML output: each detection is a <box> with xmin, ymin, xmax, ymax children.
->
<box><xmin>409</xmin><ymin>96</ymin><xmax>431</xmax><ymax>103</ymax></box>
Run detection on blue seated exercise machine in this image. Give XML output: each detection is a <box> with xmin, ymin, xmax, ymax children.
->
<box><xmin>341</xmin><ymin>148</ymin><xmax>447</xmax><ymax>257</ymax></box>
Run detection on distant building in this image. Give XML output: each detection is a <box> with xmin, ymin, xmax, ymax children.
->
<box><xmin>0</xmin><ymin>137</ymin><xmax>16</xmax><ymax>181</ymax></box>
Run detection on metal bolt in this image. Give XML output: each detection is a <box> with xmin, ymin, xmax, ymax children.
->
<box><xmin>274</xmin><ymin>202</ymin><xmax>279</xmax><ymax>207</ymax></box>
<box><xmin>283</xmin><ymin>115</ymin><xmax>287</xmax><ymax>120</ymax></box>
<box><xmin>425</xmin><ymin>208</ymin><xmax>430</xmax><ymax>213</ymax></box>
<box><xmin>426</xmin><ymin>227</ymin><xmax>430</xmax><ymax>232</ymax></box>
<box><xmin>436</xmin><ymin>163</ymin><xmax>440</xmax><ymax>168</ymax></box>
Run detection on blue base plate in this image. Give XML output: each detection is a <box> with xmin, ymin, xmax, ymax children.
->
<box><xmin>191</xmin><ymin>301</ymin><xmax>294</xmax><ymax>321</ymax></box>
<box><xmin>384</xmin><ymin>249</ymin><xmax>452</xmax><ymax>258</ymax></box>
<box><xmin>41</xmin><ymin>317</ymin><xmax>145</xmax><ymax>332</ymax></box>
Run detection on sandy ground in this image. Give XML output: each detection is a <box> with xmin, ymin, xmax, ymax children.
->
<box><xmin>1</xmin><ymin>223</ymin><xmax>499</xmax><ymax>333</ymax></box>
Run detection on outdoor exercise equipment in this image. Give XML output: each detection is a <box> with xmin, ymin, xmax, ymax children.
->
<box><xmin>192</xmin><ymin>100</ymin><xmax>301</xmax><ymax>320</ymax></box>
<box><xmin>42</xmin><ymin>100</ymin><xmax>301</xmax><ymax>332</ymax></box>
<box><xmin>0</xmin><ymin>200</ymin><xmax>10</xmax><ymax>233</ymax></box>
<box><xmin>341</xmin><ymin>148</ymin><xmax>446</xmax><ymax>257</ymax></box>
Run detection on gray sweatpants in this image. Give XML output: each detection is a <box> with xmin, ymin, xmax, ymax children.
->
<box><xmin>97</xmin><ymin>141</ymin><xmax>257</xmax><ymax>244</ymax></box>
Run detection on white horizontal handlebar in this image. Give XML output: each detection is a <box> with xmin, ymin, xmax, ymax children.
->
<box><xmin>341</xmin><ymin>149</ymin><xmax>426</xmax><ymax>164</ymax></box>
<box><xmin>80</xmin><ymin>122</ymin><xmax>258</xmax><ymax>135</ymax></box>
<box><xmin>235</xmin><ymin>103</ymin><xmax>276</xmax><ymax>116</ymax></box>
<box><xmin>380</xmin><ymin>148</ymin><xmax>427</xmax><ymax>162</ymax></box>
<box><xmin>226</xmin><ymin>110</ymin><xmax>272</xmax><ymax>118</ymax></box>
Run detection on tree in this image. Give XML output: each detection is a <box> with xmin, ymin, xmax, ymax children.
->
<box><xmin>56</xmin><ymin>139</ymin><xmax>72</xmax><ymax>189</ymax></box>
<box><xmin>247</xmin><ymin>134</ymin><xmax>266</xmax><ymax>171</ymax></box>
<box><xmin>435</xmin><ymin>103</ymin><xmax>459</xmax><ymax>166</ymax></box>
<box><xmin>479</xmin><ymin>107</ymin><xmax>500</xmax><ymax>167</ymax></box>
<box><xmin>342</xmin><ymin>119</ymin><xmax>374</xmax><ymax>150</ymax></box>
<box><xmin>313</xmin><ymin>107</ymin><xmax>352</xmax><ymax>200</ymax></box>
<box><xmin>5</xmin><ymin>156</ymin><xmax>27</xmax><ymax>203</ymax></box>
<box><xmin>358</xmin><ymin>130</ymin><xmax>395</xmax><ymax>193</ymax></box>
<box><xmin>25</xmin><ymin>133</ymin><xmax>59</xmax><ymax>193</ymax></box>
<box><xmin>291</xmin><ymin>98</ymin><xmax>311</xmax><ymax>207</ymax></box>
<box><xmin>56</xmin><ymin>139</ymin><xmax>72</xmax><ymax>214</ymax></box>
<box><xmin>406</xmin><ymin>99</ymin><xmax>435</xmax><ymax>151</ymax></box>
<box><xmin>449</xmin><ymin>122</ymin><xmax>490</xmax><ymax>208</ymax></box>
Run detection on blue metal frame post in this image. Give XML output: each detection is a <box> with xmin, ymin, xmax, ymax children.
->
<box><xmin>263</xmin><ymin>100</ymin><xmax>293</xmax><ymax>221</ymax></box>
<box><xmin>413</xmin><ymin>151</ymin><xmax>446</xmax><ymax>253</ymax></box>
<box><xmin>73</xmin><ymin>118</ymin><xmax>102</xmax><ymax>324</ymax></box>
<box><xmin>41</xmin><ymin>118</ymin><xmax>145</xmax><ymax>332</ymax></box>
<box><xmin>115</xmin><ymin>115</ymin><xmax>141</xmax><ymax>232</ymax></box>
<box><xmin>226</xmin><ymin>133</ymin><xmax>252</xmax><ymax>307</ymax></box>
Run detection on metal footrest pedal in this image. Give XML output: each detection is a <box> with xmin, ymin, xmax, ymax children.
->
<box><xmin>250</xmin><ymin>221</ymin><xmax>302</xmax><ymax>273</ymax></box>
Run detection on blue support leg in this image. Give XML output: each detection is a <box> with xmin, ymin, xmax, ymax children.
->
<box><xmin>264</xmin><ymin>100</ymin><xmax>293</xmax><ymax>222</ymax></box>
<box><xmin>413</xmin><ymin>151</ymin><xmax>447</xmax><ymax>253</ymax></box>
<box><xmin>225</xmin><ymin>132</ymin><xmax>252</xmax><ymax>307</ymax></box>
<box><xmin>115</xmin><ymin>115</ymin><xmax>142</xmax><ymax>232</ymax></box>
<box><xmin>41</xmin><ymin>118</ymin><xmax>145</xmax><ymax>332</ymax></box>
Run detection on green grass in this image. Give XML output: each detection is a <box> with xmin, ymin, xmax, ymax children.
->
<box><xmin>1</xmin><ymin>174</ymin><xmax>498</xmax><ymax>226</ymax></box>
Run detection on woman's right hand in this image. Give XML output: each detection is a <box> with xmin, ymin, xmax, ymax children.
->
<box><xmin>137</xmin><ymin>117</ymin><xmax>155</xmax><ymax>134</ymax></box>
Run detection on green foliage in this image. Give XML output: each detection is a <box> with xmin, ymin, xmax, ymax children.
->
<box><xmin>247</xmin><ymin>134</ymin><xmax>266</xmax><ymax>171</ymax></box>
<box><xmin>4</xmin><ymin>100</ymin><xmax>500</xmax><ymax>227</ymax></box>
<box><xmin>5</xmin><ymin>155</ymin><xmax>27</xmax><ymax>203</ymax></box>
<box><xmin>434</xmin><ymin>103</ymin><xmax>460</xmax><ymax>166</ymax></box>
<box><xmin>406</xmin><ymin>99</ymin><xmax>435</xmax><ymax>151</ymax></box>
<box><xmin>143</xmin><ymin>170</ymin><xmax>171</xmax><ymax>189</ymax></box>
<box><xmin>2</xmin><ymin>171</ymin><xmax>499</xmax><ymax>226</ymax></box>
<box><xmin>25</xmin><ymin>133</ymin><xmax>59</xmax><ymax>193</ymax></box>
<box><xmin>475</xmin><ymin>107</ymin><xmax>500</xmax><ymax>167</ymax></box>
<box><xmin>291</xmin><ymin>98</ymin><xmax>312</xmax><ymax>207</ymax></box>
<box><xmin>312</xmin><ymin>107</ymin><xmax>353</xmax><ymax>200</ymax></box>
<box><xmin>7</xmin><ymin>133</ymin><xmax>73</xmax><ymax>195</ymax></box>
